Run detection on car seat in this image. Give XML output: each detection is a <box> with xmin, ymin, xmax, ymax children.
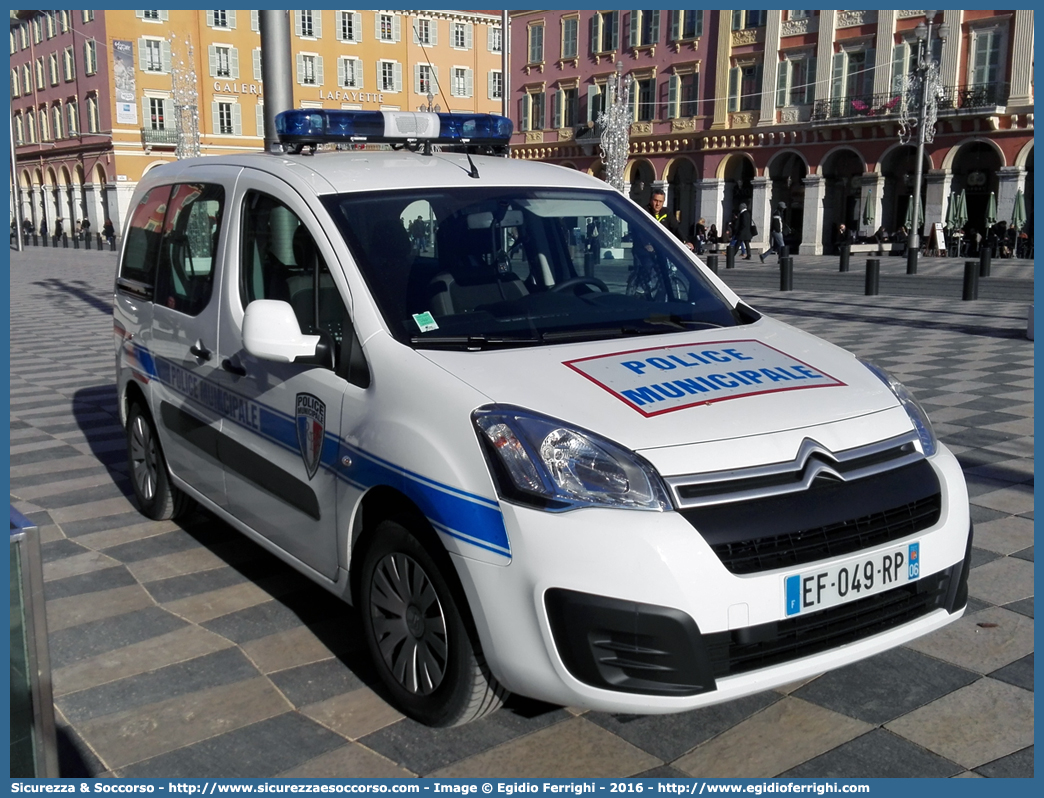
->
<box><xmin>428</xmin><ymin>217</ymin><xmax>527</xmax><ymax>315</ymax></box>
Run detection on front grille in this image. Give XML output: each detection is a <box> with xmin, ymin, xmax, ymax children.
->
<box><xmin>710</xmin><ymin>494</ymin><xmax>941</xmax><ymax>575</ymax></box>
<box><xmin>680</xmin><ymin>459</ymin><xmax>942</xmax><ymax>575</ymax></box>
<box><xmin>704</xmin><ymin>565</ymin><xmax>956</xmax><ymax>678</ymax></box>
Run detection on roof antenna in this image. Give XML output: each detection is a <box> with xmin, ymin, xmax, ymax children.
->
<box><xmin>466</xmin><ymin>152</ymin><xmax>480</xmax><ymax>179</ymax></box>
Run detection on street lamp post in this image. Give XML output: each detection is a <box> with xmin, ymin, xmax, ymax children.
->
<box><xmin>899</xmin><ymin>11</ymin><xmax>949</xmax><ymax>275</ymax></box>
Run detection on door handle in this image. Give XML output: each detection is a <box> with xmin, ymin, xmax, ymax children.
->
<box><xmin>222</xmin><ymin>358</ymin><xmax>247</xmax><ymax>377</ymax></box>
<box><xmin>190</xmin><ymin>342</ymin><xmax>212</xmax><ymax>361</ymax></box>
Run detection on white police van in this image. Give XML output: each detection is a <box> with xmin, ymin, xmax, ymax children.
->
<box><xmin>114</xmin><ymin>110</ymin><xmax>971</xmax><ymax>727</ymax></box>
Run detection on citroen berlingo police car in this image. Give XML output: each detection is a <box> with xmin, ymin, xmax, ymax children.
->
<box><xmin>114</xmin><ymin>110</ymin><xmax>971</xmax><ymax>727</ymax></box>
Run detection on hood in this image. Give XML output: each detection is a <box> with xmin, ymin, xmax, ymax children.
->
<box><xmin>418</xmin><ymin>317</ymin><xmax>905</xmax><ymax>453</ymax></box>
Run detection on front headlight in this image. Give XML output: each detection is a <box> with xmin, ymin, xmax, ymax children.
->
<box><xmin>862</xmin><ymin>360</ymin><xmax>938</xmax><ymax>457</ymax></box>
<box><xmin>473</xmin><ymin>405</ymin><xmax>671</xmax><ymax>511</ymax></box>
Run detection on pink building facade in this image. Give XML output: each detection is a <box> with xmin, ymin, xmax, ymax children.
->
<box><xmin>509</xmin><ymin>10</ymin><xmax>1033</xmax><ymax>254</ymax></box>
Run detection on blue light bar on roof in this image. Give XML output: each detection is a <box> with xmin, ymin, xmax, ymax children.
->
<box><xmin>275</xmin><ymin>109</ymin><xmax>513</xmax><ymax>146</ymax></box>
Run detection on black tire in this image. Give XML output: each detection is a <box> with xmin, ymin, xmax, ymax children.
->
<box><xmin>126</xmin><ymin>402</ymin><xmax>192</xmax><ymax>521</ymax></box>
<box><xmin>360</xmin><ymin>520</ymin><xmax>506</xmax><ymax>727</ymax></box>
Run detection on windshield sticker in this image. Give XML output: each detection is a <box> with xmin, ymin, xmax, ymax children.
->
<box><xmin>563</xmin><ymin>340</ymin><xmax>846</xmax><ymax>417</ymax></box>
<box><xmin>413</xmin><ymin>311</ymin><xmax>439</xmax><ymax>333</ymax></box>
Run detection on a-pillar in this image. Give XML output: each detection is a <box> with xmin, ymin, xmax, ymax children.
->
<box><xmin>924</xmin><ymin>170</ymin><xmax>952</xmax><ymax>232</ymax></box>
<box><xmin>695</xmin><ymin>178</ymin><xmax>725</xmax><ymax>238</ymax></box>
<box><xmin>996</xmin><ymin>167</ymin><xmax>1026</xmax><ymax>227</ymax></box>
<box><xmin>859</xmin><ymin>172</ymin><xmax>885</xmax><ymax>239</ymax></box>
<box><xmin>799</xmin><ymin>174</ymin><xmax>826</xmax><ymax>255</ymax></box>
<box><xmin>750</xmin><ymin>176</ymin><xmax>769</xmax><ymax>247</ymax></box>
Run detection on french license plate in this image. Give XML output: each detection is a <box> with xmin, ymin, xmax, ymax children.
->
<box><xmin>785</xmin><ymin>542</ymin><xmax>921</xmax><ymax>616</ymax></box>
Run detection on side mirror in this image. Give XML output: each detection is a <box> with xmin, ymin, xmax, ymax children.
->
<box><xmin>242</xmin><ymin>300</ymin><xmax>321</xmax><ymax>363</ymax></box>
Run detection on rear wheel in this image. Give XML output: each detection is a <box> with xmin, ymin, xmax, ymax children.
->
<box><xmin>126</xmin><ymin>402</ymin><xmax>192</xmax><ymax>521</ymax></box>
<box><xmin>360</xmin><ymin>519</ymin><xmax>506</xmax><ymax>727</ymax></box>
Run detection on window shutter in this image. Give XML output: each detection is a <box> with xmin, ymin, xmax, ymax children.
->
<box><xmin>211</xmin><ymin>101</ymin><xmax>220</xmax><ymax>133</ymax></box>
<box><xmin>972</xmin><ymin>33</ymin><xmax>991</xmax><ymax>85</ymax></box>
<box><xmin>805</xmin><ymin>57</ymin><xmax>816</xmax><ymax>103</ymax></box>
<box><xmin>671</xmin><ymin>11</ymin><xmax>680</xmax><ymax>42</ymax></box>
<box><xmin>393</xmin><ymin>16</ymin><xmax>401</xmax><ymax>42</ymax></box>
<box><xmin>431</xmin><ymin>65</ymin><xmax>439</xmax><ymax>93</ymax></box>
<box><xmin>695</xmin><ymin>10</ymin><xmax>703</xmax><ymax>38</ymax></box>
<box><xmin>831</xmin><ymin>52</ymin><xmax>845</xmax><ymax>100</ymax></box>
<box><xmin>352</xmin><ymin>13</ymin><xmax>362</xmax><ymax>41</ymax></box>
<box><xmin>488</xmin><ymin>26</ymin><xmax>495</xmax><ymax>51</ymax></box>
<box><xmin>393</xmin><ymin>62</ymin><xmax>402</xmax><ymax>92</ymax></box>
<box><xmin>253</xmin><ymin>48</ymin><xmax>262</xmax><ymax>81</ymax></box>
<box><xmin>755</xmin><ymin>63</ymin><xmax>763</xmax><ymax>99</ymax></box>
<box><xmin>251</xmin><ymin>11</ymin><xmax>258</xmax><ymax>32</ymax></box>
<box><xmin>141</xmin><ymin>97</ymin><xmax>150</xmax><ymax>127</ymax></box>
<box><xmin>776</xmin><ymin>61</ymin><xmax>789</xmax><ymax>107</ymax></box>
<box><xmin>295</xmin><ymin>13</ymin><xmax>303</xmax><ymax>37</ymax></box>
<box><xmin>553</xmin><ymin>89</ymin><xmax>562</xmax><ymax>128</ymax></box>
<box><xmin>651</xmin><ymin>11</ymin><xmax>660</xmax><ymax>44</ymax></box>
<box><xmin>692</xmin><ymin>71</ymin><xmax>700</xmax><ymax>113</ymax></box>
<box><xmin>315</xmin><ymin>56</ymin><xmax>323</xmax><ymax>86</ymax></box>
<box><xmin>228</xmin><ymin>11</ymin><xmax>236</xmax><ymax>29</ymax></box>
<box><xmin>163</xmin><ymin>98</ymin><xmax>174</xmax><ymax>126</ymax></box>
<box><xmin>412</xmin><ymin>22</ymin><xmax>419</xmax><ymax>45</ymax></box>
<box><xmin>627</xmin><ymin>82</ymin><xmax>637</xmax><ymax>119</ymax></box>
<box><xmin>891</xmin><ymin>44</ymin><xmax>906</xmax><ymax>92</ymax></box>
<box><xmin>668</xmin><ymin>73</ymin><xmax>679</xmax><ymax>118</ymax></box>
<box><xmin>732</xmin><ymin>11</ymin><xmax>742</xmax><ymax>31</ymax></box>
<box><xmin>206</xmin><ymin>10</ymin><xmax>215</xmax><ymax>27</ymax></box>
<box><xmin>375</xmin><ymin>15</ymin><xmax>381</xmax><ymax>39</ymax></box>
<box><xmin>313</xmin><ymin>11</ymin><xmax>322</xmax><ymax>39</ymax></box>
<box><xmin>138</xmin><ymin>38</ymin><xmax>147</xmax><ymax>67</ymax></box>
<box><xmin>256</xmin><ymin>103</ymin><xmax>264</xmax><ymax>136</ymax></box>
<box><xmin>356</xmin><ymin>60</ymin><xmax>363</xmax><ymax>88</ymax></box>
<box><xmin>520</xmin><ymin>95</ymin><xmax>530</xmax><ymax>131</ymax></box>
<box><xmin>488</xmin><ymin>71</ymin><xmax>494</xmax><ymax>100</ymax></box>
<box><xmin>296</xmin><ymin>53</ymin><xmax>305</xmax><ymax>84</ymax></box>
<box><xmin>728</xmin><ymin>65</ymin><xmax>740</xmax><ymax>111</ymax></box>
<box><xmin>629</xmin><ymin>11</ymin><xmax>639</xmax><ymax>48</ymax></box>
<box><xmin>160</xmin><ymin>11</ymin><xmax>168</xmax><ymax>22</ymax></box>
<box><xmin>413</xmin><ymin>64</ymin><xmax>420</xmax><ymax>93</ymax></box>
<box><xmin>429</xmin><ymin>20</ymin><xmax>437</xmax><ymax>46</ymax></box>
<box><xmin>233</xmin><ymin>103</ymin><xmax>242</xmax><ymax>135</ymax></box>
<box><xmin>136</xmin><ymin>10</ymin><xmax>144</xmax><ymax>19</ymax></box>
<box><xmin>863</xmin><ymin>48</ymin><xmax>875</xmax><ymax>94</ymax></box>
<box><xmin>587</xmin><ymin>84</ymin><xmax>598</xmax><ymax>122</ymax></box>
<box><xmin>230</xmin><ymin>48</ymin><xmax>239</xmax><ymax>79</ymax></box>
<box><xmin>465</xmin><ymin>68</ymin><xmax>473</xmax><ymax>98</ymax></box>
<box><xmin>610</xmin><ymin>12</ymin><xmax>619</xmax><ymax>50</ymax></box>
<box><xmin>590</xmin><ymin>15</ymin><xmax>599</xmax><ymax>54</ymax></box>
<box><xmin>208</xmin><ymin>45</ymin><xmax>218</xmax><ymax>77</ymax></box>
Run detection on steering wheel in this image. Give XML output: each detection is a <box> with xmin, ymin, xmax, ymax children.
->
<box><xmin>551</xmin><ymin>277</ymin><xmax>609</xmax><ymax>293</ymax></box>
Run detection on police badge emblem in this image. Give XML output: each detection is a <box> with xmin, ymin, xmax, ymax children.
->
<box><xmin>295</xmin><ymin>393</ymin><xmax>326</xmax><ymax>480</ymax></box>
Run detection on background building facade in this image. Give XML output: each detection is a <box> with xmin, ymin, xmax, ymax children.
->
<box><xmin>11</xmin><ymin>9</ymin><xmax>505</xmax><ymax>232</ymax></box>
<box><xmin>509</xmin><ymin>9</ymin><xmax>1034</xmax><ymax>254</ymax></box>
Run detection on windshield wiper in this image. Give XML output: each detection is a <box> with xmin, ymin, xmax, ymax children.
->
<box><xmin>643</xmin><ymin>314</ymin><xmax>725</xmax><ymax>330</ymax></box>
<box><xmin>410</xmin><ymin>334</ymin><xmax>543</xmax><ymax>349</ymax></box>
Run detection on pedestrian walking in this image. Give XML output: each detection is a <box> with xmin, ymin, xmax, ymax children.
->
<box><xmin>54</xmin><ymin>218</ymin><xmax>64</xmax><ymax>240</ymax></box>
<box><xmin>736</xmin><ymin>203</ymin><xmax>752</xmax><ymax>259</ymax></box>
<box><xmin>760</xmin><ymin>203</ymin><xmax>788</xmax><ymax>263</ymax></box>
<box><xmin>103</xmin><ymin>218</ymin><xmax>116</xmax><ymax>248</ymax></box>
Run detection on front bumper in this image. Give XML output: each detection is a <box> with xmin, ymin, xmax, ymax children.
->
<box><xmin>451</xmin><ymin>444</ymin><xmax>971</xmax><ymax>713</ymax></box>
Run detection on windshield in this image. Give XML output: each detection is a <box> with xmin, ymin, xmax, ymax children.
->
<box><xmin>321</xmin><ymin>187</ymin><xmax>745</xmax><ymax>349</ymax></box>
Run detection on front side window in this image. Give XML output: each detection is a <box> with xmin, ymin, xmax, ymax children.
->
<box><xmin>320</xmin><ymin>187</ymin><xmax>741</xmax><ymax>349</ymax></box>
<box><xmin>155</xmin><ymin>183</ymin><xmax>225</xmax><ymax>316</ymax></box>
<box><xmin>240</xmin><ymin>191</ymin><xmax>355</xmax><ymax>378</ymax></box>
<box><xmin>120</xmin><ymin>184</ymin><xmax>174</xmax><ymax>288</ymax></box>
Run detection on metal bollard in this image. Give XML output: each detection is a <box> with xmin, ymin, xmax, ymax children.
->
<box><xmin>725</xmin><ymin>246</ymin><xmax>735</xmax><ymax>269</ymax></box>
<box><xmin>979</xmin><ymin>246</ymin><xmax>991</xmax><ymax>278</ymax></box>
<box><xmin>963</xmin><ymin>261</ymin><xmax>979</xmax><ymax>301</ymax></box>
<box><xmin>97</xmin><ymin>233</ymin><xmax>103</xmax><ymax>250</ymax></box>
<box><xmin>62</xmin><ymin>233</ymin><xmax>69</xmax><ymax>248</ymax></box>
<box><xmin>705</xmin><ymin>253</ymin><xmax>718</xmax><ymax>273</ymax></box>
<box><xmin>865</xmin><ymin>258</ymin><xmax>880</xmax><ymax>296</ymax></box>
<box><xmin>72</xmin><ymin>234</ymin><xmax>79</xmax><ymax>249</ymax></box>
<box><xmin>839</xmin><ymin>244</ymin><xmax>850</xmax><ymax>272</ymax></box>
<box><xmin>42</xmin><ymin>234</ymin><xmax>48</xmax><ymax>247</ymax></box>
<box><xmin>780</xmin><ymin>256</ymin><xmax>793</xmax><ymax>291</ymax></box>
<box><xmin>110</xmin><ymin>236</ymin><xmax>117</xmax><ymax>252</ymax></box>
<box><xmin>906</xmin><ymin>245</ymin><xmax>918</xmax><ymax>275</ymax></box>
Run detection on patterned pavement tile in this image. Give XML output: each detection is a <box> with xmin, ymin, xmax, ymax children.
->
<box><xmin>431</xmin><ymin>716</ymin><xmax>661</xmax><ymax>778</ymax></box>
<box><xmin>278</xmin><ymin>743</ymin><xmax>415</xmax><ymax>778</ymax></box>
<box><xmin>300</xmin><ymin>687</ymin><xmax>406</xmax><ymax>741</ymax></box>
<box><xmin>782</xmin><ymin>728</ymin><xmax>961</xmax><ymax>778</ymax></box>
<box><xmin>967</xmin><ymin>556</ymin><xmax>1034</xmax><ymax>605</ymax></box>
<box><xmin>791</xmin><ymin>647</ymin><xmax>979</xmax><ymax>725</ymax></box>
<box><xmin>903</xmin><ymin>605</ymin><xmax>1034</xmax><ymax>674</ymax></box>
<box><xmin>672</xmin><ymin>697</ymin><xmax>871</xmax><ymax>778</ymax></box>
<box><xmin>973</xmin><ymin>746</ymin><xmax>1034</xmax><ymax>778</ymax></box>
<box><xmin>886</xmin><ymin>678</ymin><xmax>1034</xmax><ymax>770</ymax></box>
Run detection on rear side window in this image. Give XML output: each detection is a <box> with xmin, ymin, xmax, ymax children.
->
<box><xmin>154</xmin><ymin>183</ymin><xmax>224</xmax><ymax>316</ymax></box>
<box><xmin>119</xmin><ymin>184</ymin><xmax>172</xmax><ymax>287</ymax></box>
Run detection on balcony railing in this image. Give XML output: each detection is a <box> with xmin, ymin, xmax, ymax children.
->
<box><xmin>812</xmin><ymin>83</ymin><xmax>1010</xmax><ymax>123</ymax></box>
<box><xmin>140</xmin><ymin>127</ymin><xmax>179</xmax><ymax>147</ymax></box>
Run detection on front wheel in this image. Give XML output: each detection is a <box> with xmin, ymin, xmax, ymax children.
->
<box><xmin>360</xmin><ymin>520</ymin><xmax>506</xmax><ymax>727</ymax></box>
<box><xmin>126</xmin><ymin>402</ymin><xmax>193</xmax><ymax>521</ymax></box>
